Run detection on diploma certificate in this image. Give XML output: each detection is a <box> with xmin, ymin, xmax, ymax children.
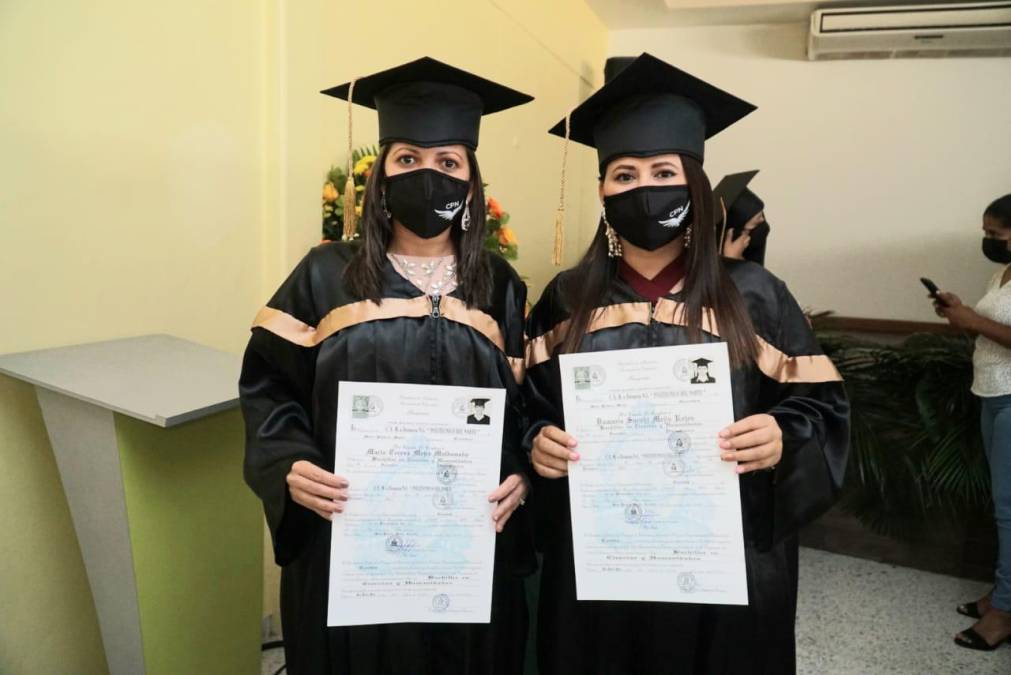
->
<box><xmin>560</xmin><ymin>343</ymin><xmax>747</xmax><ymax>605</ymax></box>
<box><xmin>327</xmin><ymin>381</ymin><xmax>505</xmax><ymax>625</ymax></box>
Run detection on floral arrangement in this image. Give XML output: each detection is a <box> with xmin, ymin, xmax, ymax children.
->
<box><xmin>322</xmin><ymin>145</ymin><xmax>519</xmax><ymax>260</ymax></box>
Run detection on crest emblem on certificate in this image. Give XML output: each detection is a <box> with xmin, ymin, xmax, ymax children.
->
<box><xmin>677</xmin><ymin>571</ymin><xmax>698</xmax><ymax>593</ymax></box>
<box><xmin>663</xmin><ymin>457</ymin><xmax>686</xmax><ymax>477</ymax></box>
<box><xmin>432</xmin><ymin>593</ymin><xmax>451</xmax><ymax>612</ymax></box>
<box><xmin>573</xmin><ymin>365</ymin><xmax>606</xmax><ymax>390</ymax></box>
<box><xmin>432</xmin><ymin>489</ymin><xmax>454</xmax><ymax>509</ymax></box>
<box><xmin>351</xmin><ymin>394</ymin><xmax>383</xmax><ymax>418</ymax></box>
<box><xmin>436</xmin><ymin>463</ymin><xmax>458</xmax><ymax>485</ymax></box>
<box><xmin>385</xmin><ymin>533</ymin><xmax>407</xmax><ymax>553</ymax></box>
<box><xmin>624</xmin><ymin>502</ymin><xmax>643</xmax><ymax>524</ymax></box>
<box><xmin>667</xmin><ymin>431</ymin><xmax>691</xmax><ymax>454</ymax></box>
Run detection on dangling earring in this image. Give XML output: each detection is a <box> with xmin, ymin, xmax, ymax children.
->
<box><xmin>683</xmin><ymin>224</ymin><xmax>693</xmax><ymax>250</ymax></box>
<box><xmin>381</xmin><ymin>190</ymin><xmax>392</xmax><ymax>220</ymax></box>
<box><xmin>461</xmin><ymin>202</ymin><xmax>471</xmax><ymax>232</ymax></box>
<box><xmin>603</xmin><ymin>208</ymin><xmax>623</xmax><ymax>258</ymax></box>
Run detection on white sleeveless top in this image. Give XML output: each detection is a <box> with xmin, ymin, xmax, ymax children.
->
<box><xmin>972</xmin><ymin>265</ymin><xmax>1011</xmax><ymax>397</ymax></box>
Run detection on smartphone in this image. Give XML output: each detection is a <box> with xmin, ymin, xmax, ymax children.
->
<box><xmin>920</xmin><ymin>277</ymin><xmax>948</xmax><ymax>307</ymax></box>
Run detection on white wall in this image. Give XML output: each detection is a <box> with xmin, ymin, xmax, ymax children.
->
<box><xmin>610</xmin><ymin>24</ymin><xmax>1011</xmax><ymax>320</ymax></box>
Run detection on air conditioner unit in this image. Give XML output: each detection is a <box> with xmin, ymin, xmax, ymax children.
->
<box><xmin>808</xmin><ymin>2</ymin><xmax>1011</xmax><ymax>60</ymax></box>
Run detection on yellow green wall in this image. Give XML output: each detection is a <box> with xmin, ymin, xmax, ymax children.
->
<box><xmin>0</xmin><ymin>1</ymin><xmax>606</xmax><ymax>671</ymax></box>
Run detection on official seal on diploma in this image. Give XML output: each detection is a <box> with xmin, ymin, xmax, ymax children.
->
<box><xmin>677</xmin><ymin>571</ymin><xmax>698</xmax><ymax>593</ymax></box>
<box><xmin>432</xmin><ymin>594</ymin><xmax>451</xmax><ymax>612</ymax></box>
<box><xmin>667</xmin><ymin>431</ymin><xmax>692</xmax><ymax>454</ymax></box>
<box><xmin>573</xmin><ymin>365</ymin><xmax>606</xmax><ymax>390</ymax></box>
<box><xmin>624</xmin><ymin>503</ymin><xmax>643</xmax><ymax>524</ymax></box>
<box><xmin>351</xmin><ymin>394</ymin><xmax>383</xmax><ymax>418</ymax></box>
<box><xmin>437</xmin><ymin>463</ymin><xmax>458</xmax><ymax>485</ymax></box>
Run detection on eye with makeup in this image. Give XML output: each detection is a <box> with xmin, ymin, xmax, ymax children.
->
<box><xmin>395</xmin><ymin>153</ymin><xmax>418</xmax><ymax>167</ymax></box>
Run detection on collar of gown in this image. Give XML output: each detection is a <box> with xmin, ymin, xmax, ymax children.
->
<box><xmin>617</xmin><ymin>255</ymin><xmax>687</xmax><ymax>303</ymax></box>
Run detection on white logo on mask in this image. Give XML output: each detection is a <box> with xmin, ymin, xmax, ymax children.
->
<box><xmin>658</xmin><ymin>202</ymin><xmax>690</xmax><ymax>228</ymax></box>
<box><xmin>434</xmin><ymin>200</ymin><xmax>464</xmax><ymax>221</ymax></box>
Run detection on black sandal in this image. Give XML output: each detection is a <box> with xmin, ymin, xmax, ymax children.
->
<box><xmin>953</xmin><ymin>627</ymin><xmax>1011</xmax><ymax>651</ymax></box>
<box><xmin>957</xmin><ymin>601</ymin><xmax>984</xmax><ymax>619</ymax></box>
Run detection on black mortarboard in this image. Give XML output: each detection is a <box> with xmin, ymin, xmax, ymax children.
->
<box><xmin>471</xmin><ymin>398</ymin><xmax>490</xmax><ymax>406</ymax></box>
<box><xmin>321</xmin><ymin>57</ymin><xmax>532</xmax><ymax>150</ymax></box>
<box><xmin>712</xmin><ymin>170</ymin><xmax>759</xmax><ymax>241</ymax></box>
<box><xmin>692</xmin><ymin>358</ymin><xmax>713</xmax><ymax>367</ymax></box>
<box><xmin>603</xmin><ymin>56</ymin><xmax>636</xmax><ymax>84</ymax></box>
<box><xmin>549</xmin><ymin>53</ymin><xmax>756</xmax><ymax>170</ymax></box>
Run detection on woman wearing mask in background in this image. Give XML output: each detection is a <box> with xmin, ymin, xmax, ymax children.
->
<box><xmin>239</xmin><ymin>58</ymin><xmax>535</xmax><ymax>674</ymax></box>
<box><xmin>936</xmin><ymin>193</ymin><xmax>1011</xmax><ymax>651</ymax></box>
<box><xmin>715</xmin><ymin>170</ymin><xmax>771</xmax><ymax>266</ymax></box>
<box><xmin>524</xmin><ymin>53</ymin><xmax>850</xmax><ymax>674</ymax></box>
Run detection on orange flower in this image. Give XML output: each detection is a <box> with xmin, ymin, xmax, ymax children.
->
<box><xmin>497</xmin><ymin>226</ymin><xmax>518</xmax><ymax>247</ymax></box>
<box><xmin>322</xmin><ymin>182</ymin><xmax>338</xmax><ymax>202</ymax></box>
<box><xmin>487</xmin><ymin>196</ymin><xmax>505</xmax><ymax>219</ymax></box>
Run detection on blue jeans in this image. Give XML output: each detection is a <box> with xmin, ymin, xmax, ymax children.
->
<box><xmin>980</xmin><ymin>394</ymin><xmax>1011</xmax><ymax>611</ymax></box>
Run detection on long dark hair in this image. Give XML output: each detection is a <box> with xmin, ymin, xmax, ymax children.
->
<box><xmin>344</xmin><ymin>143</ymin><xmax>492</xmax><ymax>308</ymax></box>
<box><xmin>560</xmin><ymin>155</ymin><xmax>759</xmax><ymax>368</ymax></box>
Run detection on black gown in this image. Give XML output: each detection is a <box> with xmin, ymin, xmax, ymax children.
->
<box><xmin>524</xmin><ymin>258</ymin><xmax>850</xmax><ymax>675</ymax></box>
<box><xmin>239</xmin><ymin>242</ymin><xmax>535</xmax><ymax>675</ymax></box>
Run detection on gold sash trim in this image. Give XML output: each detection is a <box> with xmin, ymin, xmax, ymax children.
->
<box><xmin>252</xmin><ymin>296</ymin><xmax>525</xmax><ymax>382</ymax></box>
<box><xmin>526</xmin><ymin>299</ymin><xmax>842</xmax><ymax>384</ymax></box>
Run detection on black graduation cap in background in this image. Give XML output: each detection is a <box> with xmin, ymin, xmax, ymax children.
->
<box><xmin>712</xmin><ymin>170</ymin><xmax>760</xmax><ymax>243</ymax></box>
<box><xmin>321</xmin><ymin>57</ymin><xmax>533</xmax><ymax>150</ymax></box>
<box><xmin>604</xmin><ymin>56</ymin><xmax>636</xmax><ymax>84</ymax></box>
<box><xmin>548</xmin><ymin>52</ymin><xmax>756</xmax><ymax>170</ymax></box>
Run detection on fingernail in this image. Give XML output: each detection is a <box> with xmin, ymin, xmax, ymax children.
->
<box><xmin>736</xmin><ymin>466</ymin><xmax>745</xmax><ymax>474</ymax></box>
<box><xmin>570</xmin><ymin>453</ymin><xmax>580</xmax><ymax>461</ymax></box>
<box><xmin>721</xmin><ymin>454</ymin><xmax>732</xmax><ymax>461</ymax></box>
<box><xmin>719</xmin><ymin>430</ymin><xmax>728</xmax><ymax>438</ymax></box>
<box><xmin>719</xmin><ymin>440</ymin><xmax>731</xmax><ymax>449</ymax></box>
<box><xmin>568</xmin><ymin>439</ymin><xmax>578</xmax><ymax>447</ymax></box>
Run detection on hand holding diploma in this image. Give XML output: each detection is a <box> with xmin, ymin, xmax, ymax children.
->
<box><xmin>287</xmin><ymin>460</ymin><xmax>349</xmax><ymax>520</ymax></box>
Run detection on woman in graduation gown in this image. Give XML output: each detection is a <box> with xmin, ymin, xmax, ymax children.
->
<box><xmin>524</xmin><ymin>53</ymin><xmax>850</xmax><ymax>674</ymax></box>
<box><xmin>715</xmin><ymin>170</ymin><xmax>771</xmax><ymax>266</ymax></box>
<box><xmin>239</xmin><ymin>58</ymin><xmax>535</xmax><ymax>675</ymax></box>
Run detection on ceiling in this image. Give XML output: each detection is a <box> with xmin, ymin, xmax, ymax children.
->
<box><xmin>586</xmin><ymin>0</ymin><xmax>992</xmax><ymax>27</ymax></box>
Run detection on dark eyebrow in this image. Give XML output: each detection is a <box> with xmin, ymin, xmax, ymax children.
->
<box><xmin>610</xmin><ymin>164</ymin><xmax>636</xmax><ymax>174</ymax></box>
<box><xmin>651</xmin><ymin>161</ymin><xmax>677</xmax><ymax>170</ymax></box>
<box><xmin>436</xmin><ymin>150</ymin><xmax>464</xmax><ymax>160</ymax></box>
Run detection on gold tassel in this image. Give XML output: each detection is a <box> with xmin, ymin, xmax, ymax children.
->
<box><xmin>342</xmin><ymin>78</ymin><xmax>358</xmax><ymax>240</ymax></box>
<box><xmin>552</xmin><ymin>110</ymin><xmax>572</xmax><ymax>267</ymax></box>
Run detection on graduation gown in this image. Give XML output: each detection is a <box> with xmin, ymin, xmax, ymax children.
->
<box><xmin>239</xmin><ymin>242</ymin><xmax>535</xmax><ymax>675</ymax></box>
<box><xmin>523</xmin><ymin>258</ymin><xmax>849</xmax><ymax>675</ymax></box>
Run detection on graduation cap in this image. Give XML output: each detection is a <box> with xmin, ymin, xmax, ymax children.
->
<box><xmin>546</xmin><ymin>53</ymin><xmax>756</xmax><ymax>265</ymax></box>
<box><xmin>603</xmin><ymin>56</ymin><xmax>636</xmax><ymax>84</ymax></box>
<box><xmin>321</xmin><ymin>57</ymin><xmax>533</xmax><ymax>238</ymax></box>
<box><xmin>712</xmin><ymin>170</ymin><xmax>759</xmax><ymax>244</ymax></box>
<box><xmin>692</xmin><ymin>358</ymin><xmax>713</xmax><ymax>368</ymax></box>
<box><xmin>470</xmin><ymin>398</ymin><xmax>491</xmax><ymax>406</ymax></box>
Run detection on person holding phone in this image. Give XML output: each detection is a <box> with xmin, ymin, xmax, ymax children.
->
<box><xmin>934</xmin><ymin>193</ymin><xmax>1011</xmax><ymax>651</ymax></box>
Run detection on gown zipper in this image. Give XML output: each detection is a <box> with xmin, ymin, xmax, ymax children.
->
<box><xmin>430</xmin><ymin>294</ymin><xmax>442</xmax><ymax>384</ymax></box>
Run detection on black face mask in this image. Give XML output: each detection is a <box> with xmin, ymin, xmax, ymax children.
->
<box><xmin>983</xmin><ymin>237</ymin><xmax>1011</xmax><ymax>264</ymax></box>
<box><xmin>384</xmin><ymin>169</ymin><xmax>470</xmax><ymax>239</ymax></box>
<box><xmin>604</xmin><ymin>185</ymin><xmax>692</xmax><ymax>251</ymax></box>
<box><xmin>744</xmin><ymin>221</ymin><xmax>770</xmax><ymax>249</ymax></box>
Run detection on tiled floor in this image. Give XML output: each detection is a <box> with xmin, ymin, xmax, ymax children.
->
<box><xmin>262</xmin><ymin>547</ymin><xmax>1011</xmax><ymax>674</ymax></box>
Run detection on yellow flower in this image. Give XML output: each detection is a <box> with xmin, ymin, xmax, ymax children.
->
<box><xmin>322</xmin><ymin>182</ymin><xmax>338</xmax><ymax>202</ymax></box>
<box><xmin>497</xmin><ymin>226</ymin><xmax>518</xmax><ymax>247</ymax></box>
<box><xmin>353</xmin><ymin>155</ymin><xmax>377</xmax><ymax>176</ymax></box>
